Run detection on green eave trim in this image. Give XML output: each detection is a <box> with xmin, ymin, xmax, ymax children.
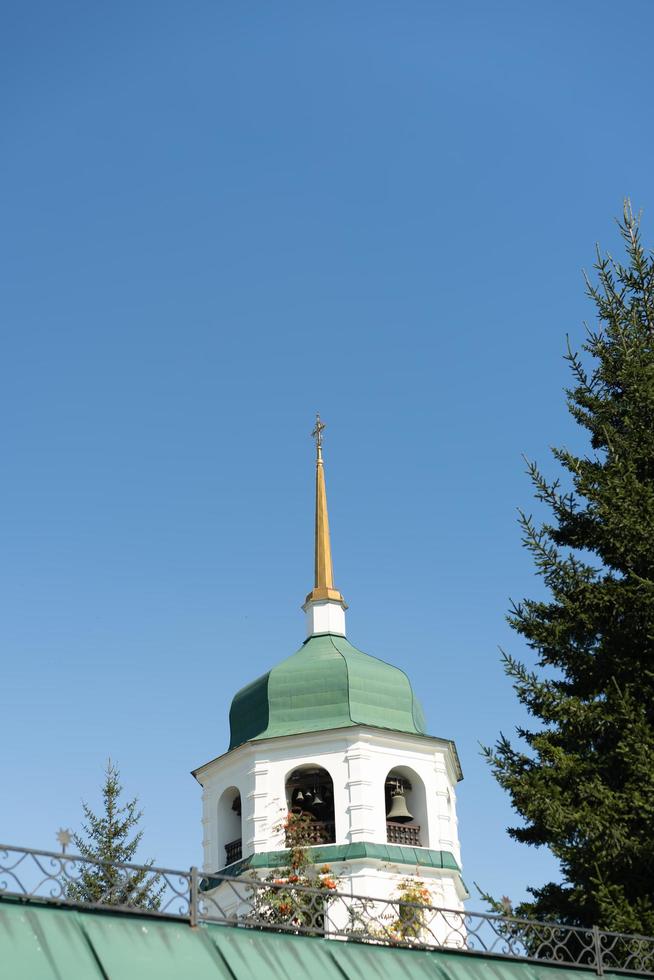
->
<box><xmin>206</xmin><ymin>843</ymin><xmax>461</xmax><ymax>882</ymax></box>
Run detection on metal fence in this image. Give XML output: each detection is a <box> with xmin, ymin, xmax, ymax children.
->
<box><xmin>1</xmin><ymin>844</ymin><xmax>653</xmax><ymax>976</ymax></box>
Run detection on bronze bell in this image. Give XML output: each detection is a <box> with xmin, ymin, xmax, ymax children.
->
<box><xmin>386</xmin><ymin>790</ymin><xmax>413</xmax><ymax>824</ymax></box>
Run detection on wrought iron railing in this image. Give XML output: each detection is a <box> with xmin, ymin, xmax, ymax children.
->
<box><xmin>0</xmin><ymin>844</ymin><xmax>191</xmax><ymax>920</ymax></box>
<box><xmin>386</xmin><ymin>821</ymin><xmax>421</xmax><ymax>846</ymax></box>
<box><xmin>224</xmin><ymin>839</ymin><xmax>242</xmax><ymax>865</ymax></box>
<box><xmin>1</xmin><ymin>844</ymin><xmax>653</xmax><ymax>976</ymax></box>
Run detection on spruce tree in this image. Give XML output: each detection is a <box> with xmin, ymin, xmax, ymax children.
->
<box><xmin>485</xmin><ymin>203</ymin><xmax>654</xmax><ymax>935</ymax></box>
<box><xmin>68</xmin><ymin>760</ymin><xmax>163</xmax><ymax>910</ymax></box>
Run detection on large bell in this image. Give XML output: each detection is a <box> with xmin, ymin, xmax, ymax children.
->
<box><xmin>312</xmin><ymin>789</ymin><xmax>324</xmax><ymax>806</ymax></box>
<box><xmin>386</xmin><ymin>790</ymin><xmax>413</xmax><ymax>824</ymax></box>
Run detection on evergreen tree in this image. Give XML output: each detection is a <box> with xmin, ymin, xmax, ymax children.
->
<box><xmin>68</xmin><ymin>760</ymin><xmax>163</xmax><ymax>910</ymax></box>
<box><xmin>485</xmin><ymin>203</ymin><xmax>654</xmax><ymax>935</ymax></box>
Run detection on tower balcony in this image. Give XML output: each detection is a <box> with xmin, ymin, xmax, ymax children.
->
<box><xmin>224</xmin><ymin>838</ymin><xmax>242</xmax><ymax>865</ymax></box>
<box><xmin>386</xmin><ymin>821</ymin><xmax>421</xmax><ymax>847</ymax></box>
<box><xmin>285</xmin><ymin>820</ymin><xmax>335</xmax><ymax>847</ymax></box>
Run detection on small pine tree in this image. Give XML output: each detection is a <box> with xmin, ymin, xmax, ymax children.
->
<box><xmin>484</xmin><ymin>203</ymin><xmax>654</xmax><ymax>934</ymax></box>
<box><xmin>68</xmin><ymin>760</ymin><xmax>163</xmax><ymax>910</ymax></box>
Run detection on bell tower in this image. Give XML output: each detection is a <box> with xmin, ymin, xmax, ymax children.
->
<box><xmin>192</xmin><ymin>417</ymin><xmax>466</xmax><ymax>914</ymax></box>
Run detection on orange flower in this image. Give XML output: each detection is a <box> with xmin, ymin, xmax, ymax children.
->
<box><xmin>288</xmin><ymin>874</ymin><xmax>299</xmax><ymax>883</ymax></box>
<box><xmin>323</xmin><ymin>878</ymin><xmax>337</xmax><ymax>889</ymax></box>
<box><xmin>319</xmin><ymin>865</ymin><xmax>331</xmax><ymax>874</ymax></box>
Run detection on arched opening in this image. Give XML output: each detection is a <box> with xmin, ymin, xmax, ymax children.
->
<box><xmin>217</xmin><ymin>786</ymin><xmax>242</xmax><ymax>867</ymax></box>
<box><xmin>384</xmin><ymin>766</ymin><xmax>428</xmax><ymax>848</ymax></box>
<box><xmin>285</xmin><ymin>765</ymin><xmax>336</xmax><ymax>845</ymax></box>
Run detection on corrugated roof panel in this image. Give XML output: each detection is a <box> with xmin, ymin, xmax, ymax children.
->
<box><xmin>0</xmin><ymin>903</ymin><xmax>102</xmax><ymax>980</ymax></box>
<box><xmin>80</xmin><ymin>914</ymin><xmax>224</xmax><ymax>980</ymax></box>
<box><xmin>0</xmin><ymin>899</ymin><xmax>635</xmax><ymax>980</ymax></box>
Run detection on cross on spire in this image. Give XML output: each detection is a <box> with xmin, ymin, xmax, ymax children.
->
<box><xmin>311</xmin><ymin>413</ymin><xmax>326</xmax><ymax>459</ymax></box>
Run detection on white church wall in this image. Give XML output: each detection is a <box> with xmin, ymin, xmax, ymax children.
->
<box><xmin>324</xmin><ymin>860</ymin><xmax>466</xmax><ymax>931</ymax></box>
<box><xmin>197</xmin><ymin>746</ymin><xmax>251</xmax><ymax>871</ymax></box>
<box><xmin>203</xmin><ymin>861</ymin><xmax>465</xmax><ymax>937</ymax></box>
<box><xmin>195</xmin><ymin>725</ymin><xmax>462</xmax><ymax>877</ymax></box>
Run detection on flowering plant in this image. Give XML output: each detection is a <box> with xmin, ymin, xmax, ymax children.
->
<box><xmin>389</xmin><ymin>878</ymin><xmax>432</xmax><ymax>941</ymax></box>
<box><xmin>346</xmin><ymin>876</ymin><xmax>434</xmax><ymax>944</ymax></box>
<box><xmin>246</xmin><ymin>811</ymin><xmax>338</xmax><ymax>932</ymax></box>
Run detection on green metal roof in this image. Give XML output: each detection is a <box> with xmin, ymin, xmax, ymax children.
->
<box><xmin>0</xmin><ymin>899</ymin><xmax>635</xmax><ymax>980</ymax></box>
<box><xmin>212</xmin><ymin>841</ymin><xmax>462</xmax><ymax>877</ymax></box>
<box><xmin>229</xmin><ymin>632</ymin><xmax>427</xmax><ymax>750</ymax></box>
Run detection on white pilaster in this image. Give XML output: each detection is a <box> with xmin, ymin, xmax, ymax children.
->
<box><xmin>248</xmin><ymin>760</ymin><xmax>271</xmax><ymax>853</ymax></box>
<box><xmin>344</xmin><ymin>741</ymin><xmax>380</xmax><ymax>842</ymax></box>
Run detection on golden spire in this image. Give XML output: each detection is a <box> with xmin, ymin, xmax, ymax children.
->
<box><xmin>305</xmin><ymin>414</ymin><xmax>346</xmax><ymax>606</ymax></box>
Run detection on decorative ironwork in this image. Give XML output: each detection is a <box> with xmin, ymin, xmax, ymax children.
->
<box><xmin>1</xmin><ymin>843</ymin><xmax>653</xmax><ymax>976</ymax></box>
<box><xmin>386</xmin><ymin>822</ymin><xmax>421</xmax><ymax>846</ymax></box>
<box><xmin>0</xmin><ymin>845</ymin><xmax>190</xmax><ymax>919</ymax></box>
<box><xmin>224</xmin><ymin>839</ymin><xmax>242</xmax><ymax>865</ymax></box>
<box><xmin>286</xmin><ymin>820</ymin><xmax>335</xmax><ymax>846</ymax></box>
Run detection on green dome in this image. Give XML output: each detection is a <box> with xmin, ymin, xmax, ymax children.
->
<box><xmin>228</xmin><ymin>633</ymin><xmax>426</xmax><ymax>750</ymax></box>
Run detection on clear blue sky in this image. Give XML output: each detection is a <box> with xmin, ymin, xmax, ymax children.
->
<box><xmin>2</xmin><ymin>1</ymin><xmax>652</xmax><ymax>905</ymax></box>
